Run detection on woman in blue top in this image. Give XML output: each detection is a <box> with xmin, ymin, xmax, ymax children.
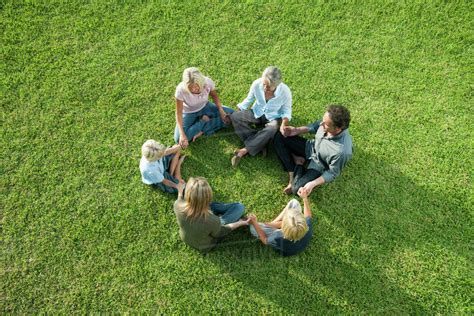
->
<box><xmin>248</xmin><ymin>187</ymin><xmax>313</xmax><ymax>257</ymax></box>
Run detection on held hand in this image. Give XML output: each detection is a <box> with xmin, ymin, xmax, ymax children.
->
<box><xmin>281</xmin><ymin>126</ymin><xmax>297</xmax><ymax>137</ymax></box>
<box><xmin>179</xmin><ymin>135</ymin><xmax>189</xmax><ymax>149</ymax></box>
<box><xmin>297</xmin><ymin>187</ymin><xmax>309</xmax><ymax>198</ymax></box>
<box><xmin>247</xmin><ymin>214</ymin><xmax>257</xmax><ymax>223</ymax></box>
<box><xmin>238</xmin><ymin>219</ymin><xmax>249</xmax><ymax>227</ymax></box>
<box><xmin>302</xmin><ymin>181</ymin><xmax>316</xmax><ymax>196</ymax></box>
<box><xmin>220</xmin><ymin>110</ymin><xmax>231</xmax><ymax>124</ymax></box>
<box><xmin>177</xmin><ymin>181</ymin><xmax>185</xmax><ymax>196</ymax></box>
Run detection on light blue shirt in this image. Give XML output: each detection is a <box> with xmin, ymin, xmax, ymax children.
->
<box><xmin>237</xmin><ymin>78</ymin><xmax>292</xmax><ymax>121</ymax></box>
<box><xmin>140</xmin><ymin>156</ymin><xmax>164</xmax><ymax>185</ymax></box>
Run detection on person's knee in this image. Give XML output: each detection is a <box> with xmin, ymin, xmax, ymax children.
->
<box><xmin>223</xmin><ymin>106</ymin><xmax>234</xmax><ymax>114</ymax></box>
<box><xmin>230</xmin><ymin>110</ymin><xmax>243</xmax><ymax>120</ymax></box>
<box><xmin>291</xmin><ymin>183</ymin><xmax>301</xmax><ymax>195</ymax></box>
<box><xmin>234</xmin><ymin>203</ymin><xmax>245</xmax><ymax>218</ymax></box>
<box><xmin>273</xmin><ymin>131</ymin><xmax>284</xmax><ymax>144</ymax></box>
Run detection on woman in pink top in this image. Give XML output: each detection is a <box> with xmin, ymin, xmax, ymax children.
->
<box><xmin>174</xmin><ymin>67</ymin><xmax>234</xmax><ymax>148</ymax></box>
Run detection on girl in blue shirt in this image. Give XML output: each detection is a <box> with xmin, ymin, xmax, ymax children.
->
<box><xmin>139</xmin><ymin>139</ymin><xmax>186</xmax><ymax>194</ymax></box>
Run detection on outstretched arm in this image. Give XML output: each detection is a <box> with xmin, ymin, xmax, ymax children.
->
<box><xmin>282</xmin><ymin>125</ymin><xmax>310</xmax><ymax>137</ymax></box>
<box><xmin>298</xmin><ymin>187</ymin><xmax>313</xmax><ymax>218</ymax></box>
<box><xmin>209</xmin><ymin>90</ymin><xmax>230</xmax><ymax>124</ymax></box>
<box><xmin>175</xmin><ymin>99</ymin><xmax>189</xmax><ymax>148</ymax></box>
<box><xmin>248</xmin><ymin>214</ymin><xmax>268</xmax><ymax>245</ymax></box>
<box><xmin>225</xmin><ymin>218</ymin><xmax>250</xmax><ymax>230</ymax></box>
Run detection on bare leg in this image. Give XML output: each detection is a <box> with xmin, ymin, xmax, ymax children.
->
<box><xmin>271</xmin><ymin>206</ymin><xmax>288</xmax><ymax>223</ymax></box>
<box><xmin>169</xmin><ymin>149</ymin><xmax>181</xmax><ymax>176</ymax></box>
<box><xmin>292</xmin><ymin>154</ymin><xmax>305</xmax><ymax>165</ymax></box>
<box><xmin>231</xmin><ymin>147</ymin><xmax>249</xmax><ymax>168</ymax></box>
<box><xmin>192</xmin><ymin>131</ymin><xmax>204</xmax><ymax>142</ymax></box>
<box><xmin>283</xmin><ymin>171</ymin><xmax>294</xmax><ymax>194</ymax></box>
<box><xmin>236</xmin><ymin>148</ymin><xmax>248</xmax><ymax>157</ymax></box>
<box><xmin>173</xmin><ymin>155</ymin><xmax>186</xmax><ymax>181</ymax></box>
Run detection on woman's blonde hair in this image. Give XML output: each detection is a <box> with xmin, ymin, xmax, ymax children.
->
<box><xmin>281</xmin><ymin>199</ymin><xmax>308</xmax><ymax>241</ymax></box>
<box><xmin>141</xmin><ymin>139</ymin><xmax>166</xmax><ymax>162</ymax></box>
<box><xmin>182</xmin><ymin>67</ymin><xmax>205</xmax><ymax>92</ymax></box>
<box><xmin>184</xmin><ymin>177</ymin><xmax>213</xmax><ymax>220</ymax></box>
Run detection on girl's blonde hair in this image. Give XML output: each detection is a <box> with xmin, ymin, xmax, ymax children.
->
<box><xmin>182</xmin><ymin>67</ymin><xmax>205</xmax><ymax>92</ymax></box>
<box><xmin>141</xmin><ymin>139</ymin><xmax>166</xmax><ymax>162</ymax></box>
<box><xmin>281</xmin><ymin>199</ymin><xmax>308</xmax><ymax>241</ymax></box>
<box><xmin>184</xmin><ymin>177</ymin><xmax>213</xmax><ymax>220</ymax></box>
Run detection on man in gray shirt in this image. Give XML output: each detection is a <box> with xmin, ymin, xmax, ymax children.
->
<box><xmin>273</xmin><ymin>105</ymin><xmax>353</xmax><ymax>195</ymax></box>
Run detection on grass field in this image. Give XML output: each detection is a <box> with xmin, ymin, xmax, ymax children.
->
<box><xmin>2</xmin><ymin>0</ymin><xmax>473</xmax><ymax>313</ymax></box>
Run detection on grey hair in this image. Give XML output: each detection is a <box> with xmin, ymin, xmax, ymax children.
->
<box><xmin>262</xmin><ymin>66</ymin><xmax>282</xmax><ymax>88</ymax></box>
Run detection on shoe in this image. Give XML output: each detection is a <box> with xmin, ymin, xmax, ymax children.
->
<box><xmin>231</xmin><ymin>152</ymin><xmax>241</xmax><ymax>168</ymax></box>
<box><xmin>261</xmin><ymin>147</ymin><xmax>267</xmax><ymax>158</ymax></box>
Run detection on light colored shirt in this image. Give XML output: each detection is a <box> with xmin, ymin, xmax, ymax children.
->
<box><xmin>237</xmin><ymin>78</ymin><xmax>292</xmax><ymax>121</ymax></box>
<box><xmin>305</xmin><ymin>121</ymin><xmax>353</xmax><ymax>183</ymax></box>
<box><xmin>140</xmin><ymin>156</ymin><xmax>164</xmax><ymax>185</ymax></box>
<box><xmin>174</xmin><ymin>198</ymin><xmax>232</xmax><ymax>252</ymax></box>
<box><xmin>175</xmin><ymin>77</ymin><xmax>215</xmax><ymax>113</ymax></box>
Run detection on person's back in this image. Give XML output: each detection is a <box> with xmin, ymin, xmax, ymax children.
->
<box><xmin>266</xmin><ymin>216</ymin><xmax>313</xmax><ymax>256</ymax></box>
<box><xmin>174</xmin><ymin>198</ymin><xmax>230</xmax><ymax>252</ymax></box>
<box><xmin>249</xmin><ymin>191</ymin><xmax>313</xmax><ymax>257</ymax></box>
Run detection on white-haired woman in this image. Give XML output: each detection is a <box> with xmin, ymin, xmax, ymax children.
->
<box><xmin>174</xmin><ymin>67</ymin><xmax>234</xmax><ymax>148</ymax></box>
<box><xmin>174</xmin><ymin>177</ymin><xmax>249</xmax><ymax>252</ymax></box>
<box><xmin>230</xmin><ymin>66</ymin><xmax>292</xmax><ymax>167</ymax></box>
<box><xmin>248</xmin><ymin>187</ymin><xmax>313</xmax><ymax>256</ymax></box>
<box><xmin>140</xmin><ymin>139</ymin><xmax>185</xmax><ymax>194</ymax></box>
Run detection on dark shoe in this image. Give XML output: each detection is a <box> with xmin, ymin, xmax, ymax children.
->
<box><xmin>261</xmin><ymin>147</ymin><xmax>267</xmax><ymax>158</ymax></box>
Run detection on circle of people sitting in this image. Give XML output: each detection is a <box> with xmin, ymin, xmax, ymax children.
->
<box><xmin>140</xmin><ymin>66</ymin><xmax>353</xmax><ymax>256</ymax></box>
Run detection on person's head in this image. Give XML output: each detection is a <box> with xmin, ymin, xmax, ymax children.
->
<box><xmin>281</xmin><ymin>199</ymin><xmax>308</xmax><ymax>241</ymax></box>
<box><xmin>262</xmin><ymin>66</ymin><xmax>282</xmax><ymax>92</ymax></box>
<box><xmin>184</xmin><ymin>177</ymin><xmax>213</xmax><ymax>220</ymax></box>
<box><xmin>141</xmin><ymin>139</ymin><xmax>166</xmax><ymax>162</ymax></box>
<box><xmin>182</xmin><ymin>67</ymin><xmax>205</xmax><ymax>94</ymax></box>
<box><xmin>321</xmin><ymin>105</ymin><xmax>351</xmax><ymax>136</ymax></box>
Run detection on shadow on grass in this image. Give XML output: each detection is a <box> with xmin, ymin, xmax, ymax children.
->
<box><xmin>196</xmin><ymin>146</ymin><xmax>469</xmax><ymax>314</ymax></box>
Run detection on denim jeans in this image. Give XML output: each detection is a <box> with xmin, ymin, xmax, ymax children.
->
<box><xmin>174</xmin><ymin>102</ymin><xmax>234</xmax><ymax>143</ymax></box>
<box><xmin>151</xmin><ymin>154</ymin><xmax>179</xmax><ymax>194</ymax></box>
<box><xmin>210</xmin><ymin>202</ymin><xmax>245</xmax><ymax>225</ymax></box>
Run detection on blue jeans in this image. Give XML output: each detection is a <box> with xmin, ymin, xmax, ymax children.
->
<box><xmin>174</xmin><ymin>102</ymin><xmax>234</xmax><ymax>143</ymax></box>
<box><xmin>210</xmin><ymin>202</ymin><xmax>245</xmax><ymax>225</ymax></box>
<box><xmin>151</xmin><ymin>154</ymin><xmax>178</xmax><ymax>194</ymax></box>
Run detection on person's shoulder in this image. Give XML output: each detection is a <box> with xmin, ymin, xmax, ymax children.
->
<box><xmin>140</xmin><ymin>157</ymin><xmax>152</xmax><ymax>169</ymax></box>
<box><xmin>279</xmin><ymin>82</ymin><xmax>291</xmax><ymax>92</ymax></box>
<box><xmin>252</xmin><ymin>78</ymin><xmax>263</xmax><ymax>86</ymax></box>
<box><xmin>174</xmin><ymin>198</ymin><xmax>186</xmax><ymax>212</ymax></box>
<box><xmin>175</xmin><ymin>82</ymin><xmax>187</xmax><ymax>95</ymax></box>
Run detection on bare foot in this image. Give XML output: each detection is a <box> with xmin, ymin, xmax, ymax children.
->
<box><xmin>192</xmin><ymin>131</ymin><xmax>204</xmax><ymax>142</ymax></box>
<box><xmin>201</xmin><ymin>115</ymin><xmax>210</xmax><ymax>122</ymax></box>
<box><xmin>283</xmin><ymin>184</ymin><xmax>293</xmax><ymax>195</ymax></box>
<box><xmin>293</xmin><ymin>155</ymin><xmax>305</xmax><ymax>165</ymax></box>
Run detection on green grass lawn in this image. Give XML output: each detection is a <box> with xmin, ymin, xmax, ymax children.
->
<box><xmin>2</xmin><ymin>0</ymin><xmax>472</xmax><ymax>313</ymax></box>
